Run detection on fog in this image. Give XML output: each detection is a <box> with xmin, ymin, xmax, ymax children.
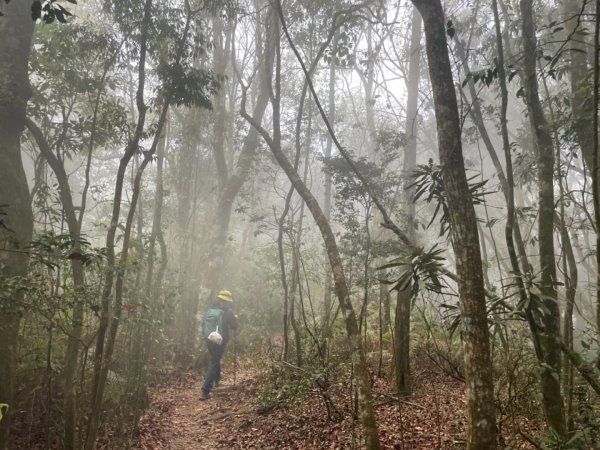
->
<box><xmin>0</xmin><ymin>0</ymin><xmax>598</xmax><ymax>447</ymax></box>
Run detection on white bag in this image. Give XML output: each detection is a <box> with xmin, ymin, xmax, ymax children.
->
<box><xmin>208</xmin><ymin>329</ymin><xmax>223</xmax><ymax>345</ymax></box>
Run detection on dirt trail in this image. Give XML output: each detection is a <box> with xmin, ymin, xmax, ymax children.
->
<box><xmin>137</xmin><ymin>364</ymin><xmax>538</xmax><ymax>449</ymax></box>
<box><xmin>136</xmin><ymin>369</ymin><xmax>259</xmax><ymax>450</ymax></box>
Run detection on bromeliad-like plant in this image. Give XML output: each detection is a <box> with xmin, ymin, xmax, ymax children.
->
<box><xmin>379</xmin><ymin>244</ymin><xmax>447</xmax><ymax>297</ymax></box>
<box><xmin>408</xmin><ymin>158</ymin><xmax>488</xmax><ymax>236</ymax></box>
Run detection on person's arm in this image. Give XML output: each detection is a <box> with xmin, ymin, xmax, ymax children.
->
<box><xmin>225</xmin><ymin>308</ymin><xmax>238</xmax><ymax>331</ymax></box>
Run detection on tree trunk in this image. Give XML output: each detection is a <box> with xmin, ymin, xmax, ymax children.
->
<box><xmin>394</xmin><ymin>6</ymin><xmax>421</xmax><ymax>396</ymax></box>
<box><xmin>204</xmin><ymin>8</ymin><xmax>273</xmax><ymax>296</ymax></box>
<box><xmin>244</xmin><ymin>96</ymin><xmax>382</xmax><ymax>450</ymax></box>
<box><xmin>410</xmin><ymin>0</ymin><xmax>497</xmax><ymax>447</ymax></box>
<box><xmin>282</xmin><ymin>76</ymin><xmax>314</xmax><ymax>363</ymax></box>
<box><xmin>520</xmin><ymin>0</ymin><xmax>567</xmax><ymax>436</ymax></box>
<box><xmin>0</xmin><ymin>3</ymin><xmax>34</xmax><ymax>448</ymax></box>
<box><xmin>131</xmin><ymin>117</ymin><xmax>168</xmax><ymax>425</ymax></box>
<box><xmin>394</xmin><ymin>288</ymin><xmax>411</xmax><ymax>396</ymax></box>
<box><xmin>559</xmin><ymin>218</ymin><xmax>577</xmax><ymax>428</ymax></box>
<box><xmin>26</xmin><ymin>119</ymin><xmax>87</xmax><ymax>450</ymax></box>
<box><xmin>491</xmin><ymin>0</ymin><xmax>532</xmax><ymax>298</ymax></box>
<box><xmin>592</xmin><ymin>0</ymin><xmax>600</xmax><ymax>369</ymax></box>
<box><xmin>243</xmin><ymin>7</ymin><xmax>381</xmax><ymax>446</ymax></box>
<box><xmin>563</xmin><ymin>0</ymin><xmax>594</xmax><ymax>171</ymax></box>
<box><xmin>85</xmin><ymin>2</ymin><xmax>153</xmax><ymax>446</ymax></box>
<box><xmin>322</xmin><ymin>35</ymin><xmax>336</xmax><ymax>334</ymax></box>
<box><xmin>173</xmin><ymin>107</ymin><xmax>203</xmax><ymax>363</ymax></box>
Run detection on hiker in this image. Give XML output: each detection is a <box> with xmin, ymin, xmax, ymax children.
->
<box><xmin>199</xmin><ymin>289</ymin><xmax>238</xmax><ymax>400</ymax></box>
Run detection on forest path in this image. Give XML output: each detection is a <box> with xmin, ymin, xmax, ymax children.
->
<box><xmin>136</xmin><ymin>362</ymin><xmax>537</xmax><ymax>449</ymax></box>
<box><xmin>136</xmin><ymin>367</ymin><xmax>261</xmax><ymax>449</ymax></box>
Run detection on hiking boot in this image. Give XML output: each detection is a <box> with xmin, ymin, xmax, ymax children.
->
<box><xmin>199</xmin><ymin>391</ymin><xmax>211</xmax><ymax>401</ymax></box>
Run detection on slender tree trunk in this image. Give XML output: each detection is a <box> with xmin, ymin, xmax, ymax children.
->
<box><xmin>411</xmin><ymin>0</ymin><xmax>497</xmax><ymax>447</ymax></box>
<box><xmin>64</xmin><ymin>54</ymin><xmax>112</xmax><ymax>448</ymax></box>
<box><xmin>282</xmin><ymin>77</ymin><xmax>314</xmax><ymax>362</ymax></box>
<box><xmin>492</xmin><ymin>0</ymin><xmax>546</xmax><ymax>379</ymax></box>
<box><xmin>174</xmin><ymin>107</ymin><xmax>202</xmax><ymax>363</ymax></box>
<box><xmin>287</xmin><ymin>108</ymin><xmax>312</xmax><ymax>365</ymax></box>
<box><xmin>394</xmin><ymin>6</ymin><xmax>421</xmax><ymax>396</ymax></box>
<box><xmin>85</xmin><ymin>2</ymin><xmax>153</xmax><ymax>446</ymax></box>
<box><xmin>560</xmin><ymin>219</ymin><xmax>577</xmax><ymax>429</ymax></box>
<box><xmin>563</xmin><ymin>0</ymin><xmax>594</xmax><ymax>171</ymax></box>
<box><xmin>455</xmin><ymin>37</ymin><xmax>530</xmax><ymax>266</ymax></box>
<box><xmin>204</xmin><ymin>8</ymin><xmax>273</xmax><ymax>296</ymax></box>
<box><xmin>520</xmin><ymin>0</ymin><xmax>567</xmax><ymax>436</ymax></box>
<box><xmin>132</xmin><ymin>118</ymin><xmax>168</xmax><ymax>424</ymax></box>
<box><xmin>26</xmin><ymin>119</ymin><xmax>88</xmax><ymax>449</ymax></box>
<box><xmin>542</xmin><ymin>61</ymin><xmax>580</xmax><ymax>432</ymax></box>
<box><xmin>0</xmin><ymin>3</ymin><xmax>34</xmax><ymax>448</ymax></box>
<box><xmin>593</xmin><ymin>0</ymin><xmax>600</xmax><ymax>368</ymax></box>
<box><xmin>242</xmin><ymin>8</ymin><xmax>381</xmax><ymax>446</ymax></box>
<box><xmin>243</xmin><ymin>96</ymin><xmax>382</xmax><ymax>450</ymax></box>
<box><xmin>322</xmin><ymin>35</ymin><xmax>336</xmax><ymax>334</ymax></box>
<box><xmin>394</xmin><ymin>287</ymin><xmax>411</xmax><ymax>396</ymax></box>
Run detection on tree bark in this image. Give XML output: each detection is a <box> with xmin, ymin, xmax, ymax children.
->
<box><xmin>242</xmin><ymin>7</ymin><xmax>381</xmax><ymax>446</ymax></box>
<box><xmin>243</xmin><ymin>91</ymin><xmax>382</xmax><ymax>450</ymax></box>
<box><xmin>26</xmin><ymin>119</ymin><xmax>87</xmax><ymax>449</ymax></box>
<box><xmin>323</xmin><ymin>35</ymin><xmax>336</xmax><ymax>335</ymax></box>
<box><xmin>593</xmin><ymin>0</ymin><xmax>600</xmax><ymax>370</ymax></box>
<box><xmin>562</xmin><ymin>0</ymin><xmax>594</xmax><ymax>171</ymax></box>
<box><xmin>173</xmin><ymin>107</ymin><xmax>203</xmax><ymax>363</ymax></box>
<box><xmin>85</xmin><ymin>1</ymin><xmax>153</xmax><ymax>446</ymax></box>
<box><xmin>394</xmin><ymin>6</ymin><xmax>422</xmax><ymax>396</ymax></box>
<box><xmin>0</xmin><ymin>2</ymin><xmax>34</xmax><ymax>448</ymax></box>
<box><xmin>520</xmin><ymin>0</ymin><xmax>567</xmax><ymax>436</ymax></box>
<box><xmin>204</xmin><ymin>7</ymin><xmax>274</xmax><ymax>296</ymax></box>
<box><xmin>410</xmin><ymin>0</ymin><xmax>497</xmax><ymax>447</ymax></box>
<box><xmin>129</xmin><ymin>116</ymin><xmax>168</xmax><ymax>426</ymax></box>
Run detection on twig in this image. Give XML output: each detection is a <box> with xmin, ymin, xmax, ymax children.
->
<box><xmin>375</xmin><ymin>392</ymin><xmax>428</xmax><ymax>410</ymax></box>
<box><xmin>201</xmin><ymin>412</ymin><xmax>233</xmax><ymax>422</ymax></box>
<box><xmin>517</xmin><ymin>427</ymin><xmax>542</xmax><ymax>449</ymax></box>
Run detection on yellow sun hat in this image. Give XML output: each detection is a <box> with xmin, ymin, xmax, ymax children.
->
<box><xmin>217</xmin><ymin>289</ymin><xmax>233</xmax><ymax>302</ymax></box>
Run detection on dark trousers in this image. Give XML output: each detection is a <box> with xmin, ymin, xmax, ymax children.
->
<box><xmin>202</xmin><ymin>341</ymin><xmax>225</xmax><ymax>395</ymax></box>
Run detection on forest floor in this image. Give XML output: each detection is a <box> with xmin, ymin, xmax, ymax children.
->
<box><xmin>134</xmin><ymin>359</ymin><xmax>540</xmax><ymax>450</ymax></box>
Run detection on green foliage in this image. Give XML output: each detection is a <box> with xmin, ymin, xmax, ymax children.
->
<box><xmin>157</xmin><ymin>63</ymin><xmax>221</xmax><ymax>109</ymax></box>
<box><xmin>256</xmin><ymin>360</ymin><xmax>337</xmax><ymax>413</ymax></box>
<box><xmin>29</xmin><ymin>0</ymin><xmax>76</xmax><ymax>24</ymax></box>
<box><xmin>379</xmin><ymin>244</ymin><xmax>446</xmax><ymax>296</ymax></box>
<box><xmin>257</xmin><ymin>364</ymin><xmax>314</xmax><ymax>411</ymax></box>
<box><xmin>324</xmin><ymin>21</ymin><xmax>360</xmax><ymax>68</ymax></box>
<box><xmin>28</xmin><ymin>232</ymin><xmax>106</xmax><ymax>272</ymax></box>
<box><xmin>408</xmin><ymin>159</ymin><xmax>488</xmax><ymax>236</ymax></box>
<box><xmin>491</xmin><ymin>325</ymin><xmax>543</xmax><ymax>432</ymax></box>
<box><xmin>0</xmin><ymin>276</ymin><xmax>44</xmax><ymax>315</ymax></box>
<box><xmin>539</xmin><ymin>427</ymin><xmax>597</xmax><ymax>450</ymax></box>
<box><xmin>410</xmin><ymin>308</ymin><xmax>464</xmax><ymax>380</ymax></box>
<box><xmin>505</xmin><ymin>268</ymin><xmax>563</xmax><ymax>325</ymax></box>
<box><xmin>29</xmin><ymin>23</ymin><xmax>128</xmax><ymax>153</ymax></box>
<box><xmin>322</xmin><ymin>150</ymin><xmax>401</xmax><ymax>250</ymax></box>
<box><xmin>375</xmin><ymin>129</ymin><xmax>406</xmax><ymax>155</ymax></box>
<box><xmin>461</xmin><ymin>67</ymin><xmax>498</xmax><ymax>88</ymax></box>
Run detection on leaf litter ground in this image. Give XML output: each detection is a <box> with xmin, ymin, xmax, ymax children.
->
<box><xmin>134</xmin><ymin>361</ymin><xmax>539</xmax><ymax>449</ymax></box>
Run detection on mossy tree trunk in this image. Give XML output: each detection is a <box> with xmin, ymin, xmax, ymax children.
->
<box><xmin>394</xmin><ymin>6</ymin><xmax>421</xmax><ymax>396</ymax></box>
<box><xmin>410</xmin><ymin>0</ymin><xmax>497</xmax><ymax>447</ymax></box>
<box><xmin>0</xmin><ymin>2</ymin><xmax>35</xmax><ymax>448</ymax></box>
<box><xmin>520</xmin><ymin>0</ymin><xmax>567</xmax><ymax>437</ymax></box>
